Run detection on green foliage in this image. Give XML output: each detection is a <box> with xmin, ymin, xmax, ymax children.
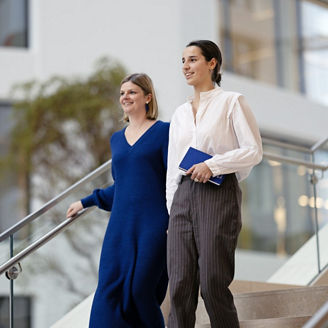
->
<box><xmin>4</xmin><ymin>57</ymin><xmax>126</xmax><ymax>199</ymax></box>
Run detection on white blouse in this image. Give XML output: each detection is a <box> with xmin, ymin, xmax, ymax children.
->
<box><xmin>166</xmin><ymin>86</ymin><xmax>263</xmax><ymax>213</ymax></box>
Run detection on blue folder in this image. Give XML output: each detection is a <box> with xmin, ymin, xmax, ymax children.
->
<box><xmin>179</xmin><ymin>147</ymin><xmax>225</xmax><ymax>186</ymax></box>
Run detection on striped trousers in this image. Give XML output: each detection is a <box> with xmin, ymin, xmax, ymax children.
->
<box><xmin>167</xmin><ymin>174</ymin><xmax>242</xmax><ymax>328</ymax></box>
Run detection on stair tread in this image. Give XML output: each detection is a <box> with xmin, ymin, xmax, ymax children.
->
<box><xmin>235</xmin><ymin>285</ymin><xmax>328</xmax><ymax>298</ymax></box>
<box><xmin>240</xmin><ymin>315</ymin><xmax>311</xmax><ymax>328</ymax></box>
<box><xmin>195</xmin><ymin>316</ymin><xmax>311</xmax><ymax>328</ymax></box>
<box><xmin>234</xmin><ymin>285</ymin><xmax>328</xmax><ymax>320</ymax></box>
<box><xmin>230</xmin><ymin>280</ymin><xmax>301</xmax><ymax>294</ymax></box>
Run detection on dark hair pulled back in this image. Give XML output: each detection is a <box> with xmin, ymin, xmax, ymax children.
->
<box><xmin>186</xmin><ymin>40</ymin><xmax>222</xmax><ymax>86</ymax></box>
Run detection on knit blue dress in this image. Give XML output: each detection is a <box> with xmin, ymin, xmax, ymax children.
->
<box><xmin>81</xmin><ymin>121</ymin><xmax>170</xmax><ymax>328</ymax></box>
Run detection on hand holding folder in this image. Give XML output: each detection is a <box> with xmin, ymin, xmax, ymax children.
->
<box><xmin>179</xmin><ymin>147</ymin><xmax>225</xmax><ymax>186</ymax></box>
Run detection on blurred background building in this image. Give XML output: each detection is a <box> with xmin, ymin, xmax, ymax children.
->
<box><xmin>0</xmin><ymin>0</ymin><xmax>328</xmax><ymax>327</ymax></box>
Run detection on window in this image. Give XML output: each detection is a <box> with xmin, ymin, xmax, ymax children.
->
<box><xmin>0</xmin><ymin>296</ymin><xmax>32</xmax><ymax>328</ymax></box>
<box><xmin>219</xmin><ymin>0</ymin><xmax>328</xmax><ymax>105</ymax></box>
<box><xmin>220</xmin><ymin>0</ymin><xmax>280</xmax><ymax>85</ymax></box>
<box><xmin>301</xmin><ymin>0</ymin><xmax>328</xmax><ymax>104</ymax></box>
<box><xmin>0</xmin><ymin>0</ymin><xmax>28</xmax><ymax>48</ymax></box>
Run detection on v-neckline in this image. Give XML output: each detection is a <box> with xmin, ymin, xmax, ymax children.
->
<box><xmin>123</xmin><ymin>120</ymin><xmax>160</xmax><ymax>147</ymax></box>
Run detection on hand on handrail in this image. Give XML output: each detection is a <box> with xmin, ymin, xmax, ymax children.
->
<box><xmin>66</xmin><ymin>201</ymin><xmax>83</xmax><ymax>219</ymax></box>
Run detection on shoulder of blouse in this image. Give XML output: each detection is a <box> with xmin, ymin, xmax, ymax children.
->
<box><xmin>216</xmin><ymin>90</ymin><xmax>243</xmax><ymax>113</ymax></box>
<box><xmin>218</xmin><ymin>89</ymin><xmax>243</xmax><ymax>100</ymax></box>
<box><xmin>172</xmin><ymin>102</ymin><xmax>190</xmax><ymax>119</ymax></box>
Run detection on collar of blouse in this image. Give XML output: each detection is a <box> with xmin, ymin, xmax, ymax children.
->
<box><xmin>187</xmin><ymin>85</ymin><xmax>222</xmax><ymax>104</ymax></box>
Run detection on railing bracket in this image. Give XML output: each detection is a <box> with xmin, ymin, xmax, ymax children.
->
<box><xmin>5</xmin><ymin>263</ymin><xmax>22</xmax><ymax>280</ymax></box>
<box><xmin>310</xmin><ymin>173</ymin><xmax>318</xmax><ymax>185</ymax></box>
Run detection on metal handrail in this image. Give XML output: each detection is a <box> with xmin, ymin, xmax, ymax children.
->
<box><xmin>262</xmin><ymin>136</ymin><xmax>328</xmax><ymax>155</ymax></box>
<box><xmin>0</xmin><ymin>160</ymin><xmax>111</xmax><ymax>242</ymax></box>
<box><xmin>303</xmin><ymin>300</ymin><xmax>328</xmax><ymax>328</ymax></box>
<box><xmin>263</xmin><ymin>152</ymin><xmax>328</xmax><ymax>171</ymax></box>
<box><xmin>0</xmin><ymin>209</ymin><xmax>90</xmax><ymax>276</ymax></box>
<box><xmin>262</xmin><ymin>137</ymin><xmax>312</xmax><ymax>153</ymax></box>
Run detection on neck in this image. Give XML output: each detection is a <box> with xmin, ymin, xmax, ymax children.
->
<box><xmin>194</xmin><ymin>81</ymin><xmax>215</xmax><ymax>94</ymax></box>
<box><xmin>193</xmin><ymin>81</ymin><xmax>215</xmax><ymax>99</ymax></box>
<box><xmin>128</xmin><ymin>113</ymin><xmax>148</xmax><ymax>128</ymax></box>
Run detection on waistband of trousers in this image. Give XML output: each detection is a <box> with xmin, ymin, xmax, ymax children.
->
<box><xmin>180</xmin><ymin>173</ymin><xmax>236</xmax><ymax>184</ymax></box>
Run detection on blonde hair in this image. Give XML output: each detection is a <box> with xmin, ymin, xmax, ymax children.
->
<box><xmin>120</xmin><ymin>73</ymin><xmax>158</xmax><ymax>122</ymax></box>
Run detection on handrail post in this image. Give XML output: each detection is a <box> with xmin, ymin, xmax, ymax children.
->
<box><xmin>9</xmin><ymin>234</ymin><xmax>14</xmax><ymax>328</ymax></box>
<box><xmin>311</xmin><ymin>153</ymin><xmax>321</xmax><ymax>276</ymax></box>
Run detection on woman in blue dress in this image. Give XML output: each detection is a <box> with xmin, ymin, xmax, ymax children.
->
<box><xmin>66</xmin><ymin>73</ymin><xmax>170</xmax><ymax>327</ymax></box>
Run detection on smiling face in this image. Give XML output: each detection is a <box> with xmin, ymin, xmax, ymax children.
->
<box><xmin>182</xmin><ymin>46</ymin><xmax>217</xmax><ymax>88</ymax></box>
<box><xmin>119</xmin><ymin>81</ymin><xmax>151</xmax><ymax>117</ymax></box>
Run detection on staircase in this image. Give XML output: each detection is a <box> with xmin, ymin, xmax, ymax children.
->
<box><xmin>50</xmin><ymin>280</ymin><xmax>328</xmax><ymax>327</ymax></box>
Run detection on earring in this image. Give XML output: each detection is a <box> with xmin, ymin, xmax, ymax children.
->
<box><xmin>145</xmin><ymin>102</ymin><xmax>149</xmax><ymax>112</ymax></box>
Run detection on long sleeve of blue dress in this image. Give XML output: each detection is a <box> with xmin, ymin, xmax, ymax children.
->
<box><xmin>81</xmin><ymin>184</ymin><xmax>115</xmax><ymax>212</ymax></box>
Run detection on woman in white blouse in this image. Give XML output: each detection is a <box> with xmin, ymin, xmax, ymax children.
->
<box><xmin>166</xmin><ymin>40</ymin><xmax>262</xmax><ymax>328</ymax></box>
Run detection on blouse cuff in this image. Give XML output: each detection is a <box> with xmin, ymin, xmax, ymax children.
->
<box><xmin>204</xmin><ymin>158</ymin><xmax>219</xmax><ymax>176</ymax></box>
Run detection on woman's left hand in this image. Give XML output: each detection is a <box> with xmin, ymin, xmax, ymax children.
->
<box><xmin>186</xmin><ymin>162</ymin><xmax>213</xmax><ymax>183</ymax></box>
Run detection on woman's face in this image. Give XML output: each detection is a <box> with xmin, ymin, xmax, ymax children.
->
<box><xmin>120</xmin><ymin>81</ymin><xmax>151</xmax><ymax>116</ymax></box>
<box><xmin>182</xmin><ymin>46</ymin><xmax>216</xmax><ymax>87</ymax></box>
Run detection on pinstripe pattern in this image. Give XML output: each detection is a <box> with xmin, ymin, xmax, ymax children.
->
<box><xmin>167</xmin><ymin>174</ymin><xmax>242</xmax><ymax>328</ymax></box>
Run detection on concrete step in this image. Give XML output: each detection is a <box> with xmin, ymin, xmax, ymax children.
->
<box><xmin>230</xmin><ymin>280</ymin><xmax>301</xmax><ymax>294</ymax></box>
<box><xmin>235</xmin><ymin>285</ymin><xmax>328</xmax><ymax>320</ymax></box>
<box><xmin>173</xmin><ymin>315</ymin><xmax>312</xmax><ymax>328</ymax></box>
<box><xmin>240</xmin><ymin>316</ymin><xmax>311</xmax><ymax>328</ymax></box>
<box><xmin>194</xmin><ymin>285</ymin><xmax>328</xmax><ymax>325</ymax></box>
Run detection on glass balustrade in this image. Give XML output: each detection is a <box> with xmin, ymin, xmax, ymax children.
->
<box><xmin>315</xmin><ymin>149</ymin><xmax>328</xmax><ymax>273</ymax></box>
<box><xmin>235</xmin><ymin>144</ymin><xmax>328</xmax><ymax>284</ymax></box>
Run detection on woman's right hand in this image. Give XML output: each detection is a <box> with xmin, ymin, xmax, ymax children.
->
<box><xmin>66</xmin><ymin>201</ymin><xmax>83</xmax><ymax>218</ymax></box>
